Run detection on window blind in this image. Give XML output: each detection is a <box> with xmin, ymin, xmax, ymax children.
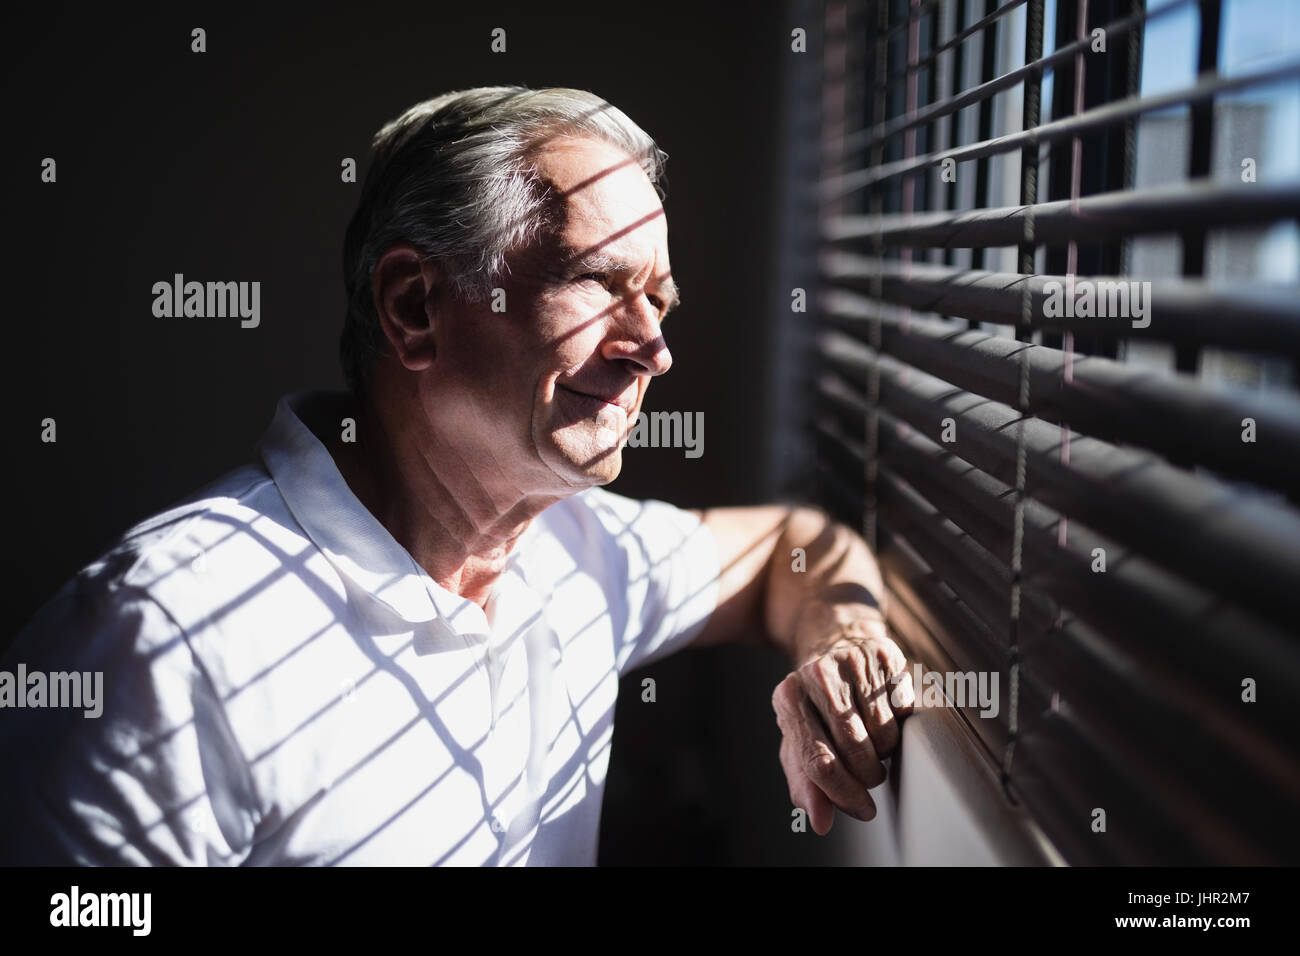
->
<box><xmin>804</xmin><ymin>0</ymin><xmax>1300</xmax><ymax>864</ymax></box>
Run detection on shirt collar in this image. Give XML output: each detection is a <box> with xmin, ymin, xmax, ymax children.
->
<box><xmin>256</xmin><ymin>390</ymin><xmax>542</xmax><ymax>640</ymax></box>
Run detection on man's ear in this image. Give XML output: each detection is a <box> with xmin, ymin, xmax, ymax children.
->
<box><xmin>371</xmin><ymin>244</ymin><xmax>443</xmax><ymax>372</ymax></box>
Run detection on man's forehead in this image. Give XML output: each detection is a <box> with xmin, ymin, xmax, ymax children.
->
<box><xmin>536</xmin><ymin>138</ymin><xmax>665</xmax><ymax>231</ymax></box>
<box><xmin>552</xmin><ymin>214</ymin><xmax>668</xmax><ymax>268</ymax></box>
<box><xmin>529</xmin><ymin>136</ymin><xmax>675</xmax><ymax>302</ymax></box>
<box><xmin>533</xmin><ymin>135</ymin><xmax>653</xmax><ymax>196</ymax></box>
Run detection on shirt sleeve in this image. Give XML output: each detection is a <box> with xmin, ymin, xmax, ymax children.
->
<box><xmin>0</xmin><ymin>571</ymin><xmax>262</xmax><ymax>866</ymax></box>
<box><xmin>580</xmin><ymin>488</ymin><xmax>721</xmax><ymax>675</ymax></box>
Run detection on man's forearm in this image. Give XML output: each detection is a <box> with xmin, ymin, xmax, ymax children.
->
<box><xmin>696</xmin><ymin>504</ymin><xmax>912</xmax><ymax>832</ymax></box>
<box><xmin>764</xmin><ymin>508</ymin><xmax>912</xmax><ymax>832</ymax></box>
<box><xmin>763</xmin><ymin>508</ymin><xmax>890</xmax><ymax>665</ymax></box>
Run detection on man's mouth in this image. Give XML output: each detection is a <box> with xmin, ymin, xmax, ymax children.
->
<box><xmin>558</xmin><ymin>385</ymin><xmax>631</xmax><ymax>414</ymax></box>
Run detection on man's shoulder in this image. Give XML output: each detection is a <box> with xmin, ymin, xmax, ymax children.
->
<box><xmin>110</xmin><ymin>464</ymin><xmax>291</xmax><ymax>590</ymax></box>
<box><xmin>19</xmin><ymin>463</ymin><xmax>318</xmax><ymax>645</ymax></box>
<box><xmin>530</xmin><ymin>489</ymin><xmax>719</xmax><ymax>674</ymax></box>
<box><xmin>114</xmin><ymin>463</ymin><xmax>273</xmax><ymax>553</ymax></box>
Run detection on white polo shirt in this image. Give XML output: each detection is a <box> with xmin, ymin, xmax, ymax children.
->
<box><xmin>0</xmin><ymin>391</ymin><xmax>719</xmax><ymax>866</ymax></box>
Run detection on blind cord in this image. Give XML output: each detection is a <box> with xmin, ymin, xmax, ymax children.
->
<box><xmin>1002</xmin><ymin>0</ymin><xmax>1047</xmax><ymax>805</ymax></box>
<box><xmin>865</xmin><ymin>0</ymin><xmax>889</xmax><ymax>553</ymax></box>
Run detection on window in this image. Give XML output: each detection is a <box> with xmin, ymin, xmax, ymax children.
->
<box><xmin>792</xmin><ymin>0</ymin><xmax>1300</xmax><ymax>864</ymax></box>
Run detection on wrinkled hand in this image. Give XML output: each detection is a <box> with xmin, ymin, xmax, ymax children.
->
<box><xmin>771</xmin><ymin>617</ymin><xmax>915</xmax><ymax>835</ymax></box>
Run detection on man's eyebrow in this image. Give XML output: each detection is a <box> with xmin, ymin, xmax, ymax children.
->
<box><xmin>658</xmin><ymin>276</ymin><xmax>681</xmax><ymax>314</ymax></box>
<box><xmin>561</xmin><ymin>248</ymin><xmax>681</xmax><ymax>313</ymax></box>
<box><xmin>561</xmin><ymin>248</ymin><xmax>621</xmax><ymax>274</ymax></box>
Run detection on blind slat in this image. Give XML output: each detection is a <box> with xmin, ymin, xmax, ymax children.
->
<box><xmin>816</xmin><ymin>378</ymin><xmax>1300</xmax><ymax>735</ymax></box>
<box><xmin>816</xmin><ymin>406</ymin><xmax>1300</xmax><ymax>820</ymax></box>
<box><xmin>822</xmin><ymin>252</ymin><xmax>1300</xmax><ymax>352</ymax></box>
<box><xmin>884</xmin><ymin>0</ymin><xmax>1029</xmax><ymax>82</ymax></box>
<box><xmin>846</xmin><ymin>0</ymin><xmax>1197</xmax><ymax>155</ymax></box>
<box><xmin>820</xmin><ymin>291</ymin><xmax>1300</xmax><ymax>493</ymax></box>
<box><xmin>825</xmin><ymin>177</ymin><xmax>1300</xmax><ymax>247</ymax></box>
<box><xmin>823</xmin><ymin>54</ymin><xmax>1300</xmax><ymax>196</ymax></box>
<box><xmin>883</xmin><ymin>549</ymin><xmax>1290</xmax><ymax>864</ymax></box>
<box><xmin>878</xmin><ymin>466</ymin><xmax>1300</xmax><ymax>824</ymax></box>
<box><xmin>818</xmin><ymin>333</ymin><xmax>1300</xmax><ymax>624</ymax></box>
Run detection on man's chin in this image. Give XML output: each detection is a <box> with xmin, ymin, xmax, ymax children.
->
<box><xmin>538</xmin><ymin>439</ymin><xmax>624</xmax><ymax>491</ymax></box>
<box><xmin>574</xmin><ymin>446</ymin><xmax>623</xmax><ymax>486</ymax></box>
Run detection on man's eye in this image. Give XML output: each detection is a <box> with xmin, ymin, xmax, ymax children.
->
<box><xmin>576</xmin><ymin>272</ymin><xmax>608</xmax><ymax>287</ymax></box>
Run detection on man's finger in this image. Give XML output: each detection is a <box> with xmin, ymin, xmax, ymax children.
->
<box><xmin>796</xmin><ymin>657</ymin><xmax>887</xmax><ymax>789</ymax></box>
<box><xmin>772</xmin><ymin>676</ymin><xmax>879</xmax><ymax>822</ymax></box>
<box><xmin>844</xmin><ymin>648</ymin><xmax>901</xmax><ymax>759</ymax></box>
<box><xmin>889</xmin><ymin>662</ymin><xmax>917</xmax><ymax>716</ymax></box>
<box><xmin>779</xmin><ymin>737</ymin><xmax>835</xmax><ymax>835</ymax></box>
<box><xmin>881</xmin><ymin>637</ymin><xmax>916</xmax><ymax>717</ymax></box>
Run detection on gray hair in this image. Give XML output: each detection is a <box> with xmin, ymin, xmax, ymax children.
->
<box><xmin>340</xmin><ymin>86</ymin><xmax>668</xmax><ymax>393</ymax></box>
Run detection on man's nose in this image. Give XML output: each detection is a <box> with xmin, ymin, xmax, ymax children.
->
<box><xmin>601</xmin><ymin>295</ymin><xmax>673</xmax><ymax>377</ymax></box>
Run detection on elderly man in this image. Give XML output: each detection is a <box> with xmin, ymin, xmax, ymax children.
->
<box><xmin>0</xmin><ymin>86</ymin><xmax>914</xmax><ymax>865</ymax></box>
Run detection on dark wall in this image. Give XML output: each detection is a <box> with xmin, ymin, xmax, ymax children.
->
<box><xmin>2</xmin><ymin>0</ymin><xmax>840</xmax><ymax>864</ymax></box>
